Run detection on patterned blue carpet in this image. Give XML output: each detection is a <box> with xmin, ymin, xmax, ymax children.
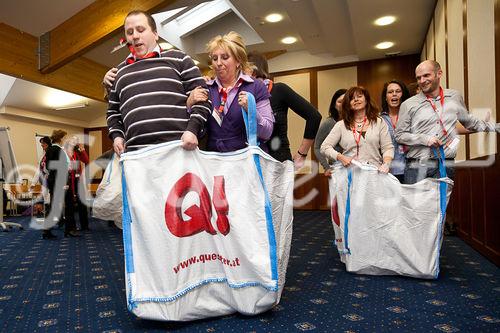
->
<box><xmin>0</xmin><ymin>211</ymin><xmax>498</xmax><ymax>332</ymax></box>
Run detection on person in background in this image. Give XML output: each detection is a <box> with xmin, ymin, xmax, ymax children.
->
<box><xmin>407</xmin><ymin>82</ymin><xmax>420</xmax><ymax>97</ymax></box>
<box><xmin>380</xmin><ymin>80</ymin><xmax>410</xmax><ymax>183</ymax></box>
<box><xmin>320</xmin><ymin>86</ymin><xmax>394</xmax><ymax>172</ymax></box>
<box><xmin>35</xmin><ymin>136</ymin><xmax>52</xmax><ymax>185</ymax></box>
<box><xmin>187</xmin><ymin>32</ymin><xmax>274</xmax><ymax>153</ymax></box>
<box><xmin>314</xmin><ymin>89</ymin><xmax>346</xmax><ymax>176</ymax></box>
<box><xmin>45</xmin><ymin>130</ymin><xmax>78</xmax><ymax>238</ymax></box>
<box><xmin>65</xmin><ymin>136</ymin><xmax>90</xmax><ymax>231</ymax></box>
<box><xmin>246</xmin><ymin>51</ymin><xmax>322</xmax><ymax>169</ymax></box>
<box><xmin>31</xmin><ymin>136</ymin><xmax>52</xmax><ymax>217</ymax></box>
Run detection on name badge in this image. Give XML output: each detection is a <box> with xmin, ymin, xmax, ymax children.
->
<box><xmin>212</xmin><ymin>108</ymin><xmax>223</xmax><ymax>127</ymax></box>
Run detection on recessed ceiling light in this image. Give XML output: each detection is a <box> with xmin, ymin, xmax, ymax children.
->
<box><xmin>159</xmin><ymin>42</ymin><xmax>174</xmax><ymax>50</ymax></box>
<box><xmin>374</xmin><ymin>16</ymin><xmax>396</xmax><ymax>26</ymax></box>
<box><xmin>265</xmin><ymin>13</ymin><xmax>283</xmax><ymax>23</ymax></box>
<box><xmin>376</xmin><ymin>41</ymin><xmax>394</xmax><ymax>49</ymax></box>
<box><xmin>281</xmin><ymin>36</ymin><xmax>297</xmax><ymax>44</ymax></box>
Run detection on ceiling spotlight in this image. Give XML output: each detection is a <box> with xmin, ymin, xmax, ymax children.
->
<box><xmin>374</xmin><ymin>16</ymin><xmax>396</xmax><ymax>26</ymax></box>
<box><xmin>265</xmin><ymin>13</ymin><xmax>283</xmax><ymax>23</ymax></box>
<box><xmin>281</xmin><ymin>36</ymin><xmax>297</xmax><ymax>44</ymax></box>
<box><xmin>376</xmin><ymin>41</ymin><xmax>394</xmax><ymax>49</ymax></box>
<box><xmin>159</xmin><ymin>42</ymin><xmax>174</xmax><ymax>50</ymax></box>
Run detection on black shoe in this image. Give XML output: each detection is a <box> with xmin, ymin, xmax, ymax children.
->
<box><xmin>42</xmin><ymin>231</ymin><xmax>57</xmax><ymax>240</ymax></box>
<box><xmin>64</xmin><ymin>230</ymin><xmax>80</xmax><ymax>237</ymax></box>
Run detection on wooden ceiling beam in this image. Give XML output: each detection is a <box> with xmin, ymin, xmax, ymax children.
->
<box><xmin>0</xmin><ymin>23</ymin><xmax>108</xmax><ymax>101</ymax></box>
<box><xmin>39</xmin><ymin>0</ymin><xmax>177</xmax><ymax>74</ymax></box>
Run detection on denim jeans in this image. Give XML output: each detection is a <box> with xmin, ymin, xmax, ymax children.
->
<box><xmin>404</xmin><ymin>159</ymin><xmax>455</xmax><ymax>185</ymax></box>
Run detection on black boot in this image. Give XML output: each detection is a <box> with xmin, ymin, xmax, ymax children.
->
<box><xmin>42</xmin><ymin>230</ymin><xmax>57</xmax><ymax>240</ymax></box>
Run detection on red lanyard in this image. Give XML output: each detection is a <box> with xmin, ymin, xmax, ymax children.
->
<box><xmin>123</xmin><ymin>38</ymin><xmax>163</xmax><ymax>64</ymax></box>
<box><xmin>218</xmin><ymin>79</ymin><xmax>242</xmax><ymax>115</ymax></box>
<box><xmin>426</xmin><ymin>87</ymin><xmax>448</xmax><ymax>137</ymax></box>
<box><xmin>218</xmin><ymin>87</ymin><xmax>228</xmax><ymax>114</ymax></box>
<box><xmin>352</xmin><ymin>117</ymin><xmax>367</xmax><ymax>157</ymax></box>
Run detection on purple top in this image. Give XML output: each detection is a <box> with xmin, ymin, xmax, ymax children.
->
<box><xmin>207</xmin><ymin>72</ymin><xmax>274</xmax><ymax>140</ymax></box>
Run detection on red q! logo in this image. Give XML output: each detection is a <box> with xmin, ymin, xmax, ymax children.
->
<box><xmin>165</xmin><ymin>172</ymin><xmax>230</xmax><ymax>237</ymax></box>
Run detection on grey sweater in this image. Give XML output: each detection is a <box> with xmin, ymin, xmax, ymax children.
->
<box><xmin>314</xmin><ymin>117</ymin><xmax>337</xmax><ymax>170</ymax></box>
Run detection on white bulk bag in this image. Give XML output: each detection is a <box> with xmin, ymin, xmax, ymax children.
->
<box><xmin>329</xmin><ymin>160</ymin><xmax>453</xmax><ymax>279</ymax></box>
<box><xmin>92</xmin><ymin>153</ymin><xmax>123</xmax><ymax>228</ymax></box>
<box><xmin>119</xmin><ymin>93</ymin><xmax>294</xmax><ymax>321</ymax></box>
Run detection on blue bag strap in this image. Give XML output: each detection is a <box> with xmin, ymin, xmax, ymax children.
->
<box><xmin>431</xmin><ymin>146</ymin><xmax>447</xmax><ymax>178</ymax></box>
<box><xmin>120</xmin><ymin>162</ymin><xmax>137</xmax><ymax>309</ymax></box>
<box><xmin>241</xmin><ymin>93</ymin><xmax>277</xmax><ymax>283</ymax></box>
<box><xmin>343</xmin><ymin>169</ymin><xmax>353</xmax><ymax>255</ymax></box>
<box><xmin>241</xmin><ymin>92</ymin><xmax>259</xmax><ymax>147</ymax></box>
<box><xmin>431</xmin><ymin>145</ymin><xmax>448</xmax><ymax>278</ymax></box>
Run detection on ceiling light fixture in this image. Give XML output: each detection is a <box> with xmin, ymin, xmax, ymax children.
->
<box><xmin>374</xmin><ymin>16</ymin><xmax>396</xmax><ymax>26</ymax></box>
<box><xmin>376</xmin><ymin>41</ymin><xmax>394</xmax><ymax>49</ymax></box>
<box><xmin>53</xmin><ymin>102</ymin><xmax>89</xmax><ymax>111</ymax></box>
<box><xmin>265</xmin><ymin>13</ymin><xmax>283</xmax><ymax>23</ymax></box>
<box><xmin>281</xmin><ymin>36</ymin><xmax>297</xmax><ymax>44</ymax></box>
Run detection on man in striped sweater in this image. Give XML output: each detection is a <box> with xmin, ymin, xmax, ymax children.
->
<box><xmin>106</xmin><ymin>10</ymin><xmax>211</xmax><ymax>155</ymax></box>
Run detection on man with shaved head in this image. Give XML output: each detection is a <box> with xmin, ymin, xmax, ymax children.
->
<box><xmin>395</xmin><ymin>60</ymin><xmax>499</xmax><ymax>184</ymax></box>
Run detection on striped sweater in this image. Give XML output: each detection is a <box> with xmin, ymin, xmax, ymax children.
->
<box><xmin>106</xmin><ymin>49</ymin><xmax>211</xmax><ymax>151</ymax></box>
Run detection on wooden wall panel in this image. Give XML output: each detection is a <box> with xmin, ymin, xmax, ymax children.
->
<box><xmin>434</xmin><ymin>0</ymin><xmax>448</xmax><ymax>88</ymax></box>
<box><xmin>469</xmin><ymin>169</ymin><xmax>485</xmax><ymax>245</ymax></box>
<box><xmin>84</xmin><ymin>126</ymin><xmax>112</xmax><ymax>182</ymax></box>
<box><xmin>356</xmin><ymin>55</ymin><xmax>420</xmax><ymax>109</ymax></box>
<box><xmin>483</xmin><ymin>160</ymin><xmax>500</xmax><ymax>259</ymax></box>
<box><xmin>426</xmin><ymin>19</ymin><xmax>435</xmax><ymax>59</ymax></box>
<box><xmin>445</xmin><ymin>0</ymin><xmax>500</xmax><ymax>266</ymax></box>
<box><xmin>467</xmin><ymin>0</ymin><xmax>497</xmax><ymax>159</ymax></box>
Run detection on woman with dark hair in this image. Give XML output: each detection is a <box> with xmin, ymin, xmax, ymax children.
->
<box><xmin>314</xmin><ymin>89</ymin><xmax>346</xmax><ymax>176</ymax></box>
<box><xmin>247</xmin><ymin>51</ymin><xmax>321</xmax><ymax>169</ymax></box>
<box><xmin>37</xmin><ymin>136</ymin><xmax>52</xmax><ymax>184</ymax></box>
<box><xmin>65</xmin><ymin>136</ymin><xmax>90</xmax><ymax>231</ymax></box>
<box><xmin>380</xmin><ymin>80</ymin><xmax>410</xmax><ymax>182</ymax></box>
<box><xmin>320</xmin><ymin>86</ymin><xmax>394</xmax><ymax>172</ymax></box>
<box><xmin>46</xmin><ymin>129</ymin><xmax>79</xmax><ymax>238</ymax></box>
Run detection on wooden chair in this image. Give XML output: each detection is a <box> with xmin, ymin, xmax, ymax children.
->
<box><xmin>3</xmin><ymin>184</ymin><xmax>19</xmax><ymax>215</ymax></box>
<box><xmin>88</xmin><ymin>183</ymin><xmax>99</xmax><ymax>197</ymax></box>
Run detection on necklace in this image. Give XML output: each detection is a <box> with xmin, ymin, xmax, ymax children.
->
<box><xmin>354</xmin><ymin>118</ymin><xmax>365</xmax><ymax>128</ymax></box>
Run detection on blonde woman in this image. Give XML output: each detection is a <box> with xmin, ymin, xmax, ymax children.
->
<box><xmin>190</xmin><ymin>31</ymin><xmax>274</xmax><ymax>152</ymax></box>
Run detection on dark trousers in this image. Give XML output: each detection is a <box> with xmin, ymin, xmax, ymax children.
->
<box><xmin>404</xmin><ymin>158</ymin><xmax>455</xmax><ymax>185</ymax></box>
<box><xmin>47</xmin><ymin>184</ymin><xmax>76</xmax><ymax>234</ymax></box>
<box><xmin>72</xmin><ymin>180</ymin><xmax>89</xmax><ymax>230</ymax></box>
<box><xmin>63</xmin><ymin>188</ymin><xmax>77</xmax><ymax>234</ymax></box>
